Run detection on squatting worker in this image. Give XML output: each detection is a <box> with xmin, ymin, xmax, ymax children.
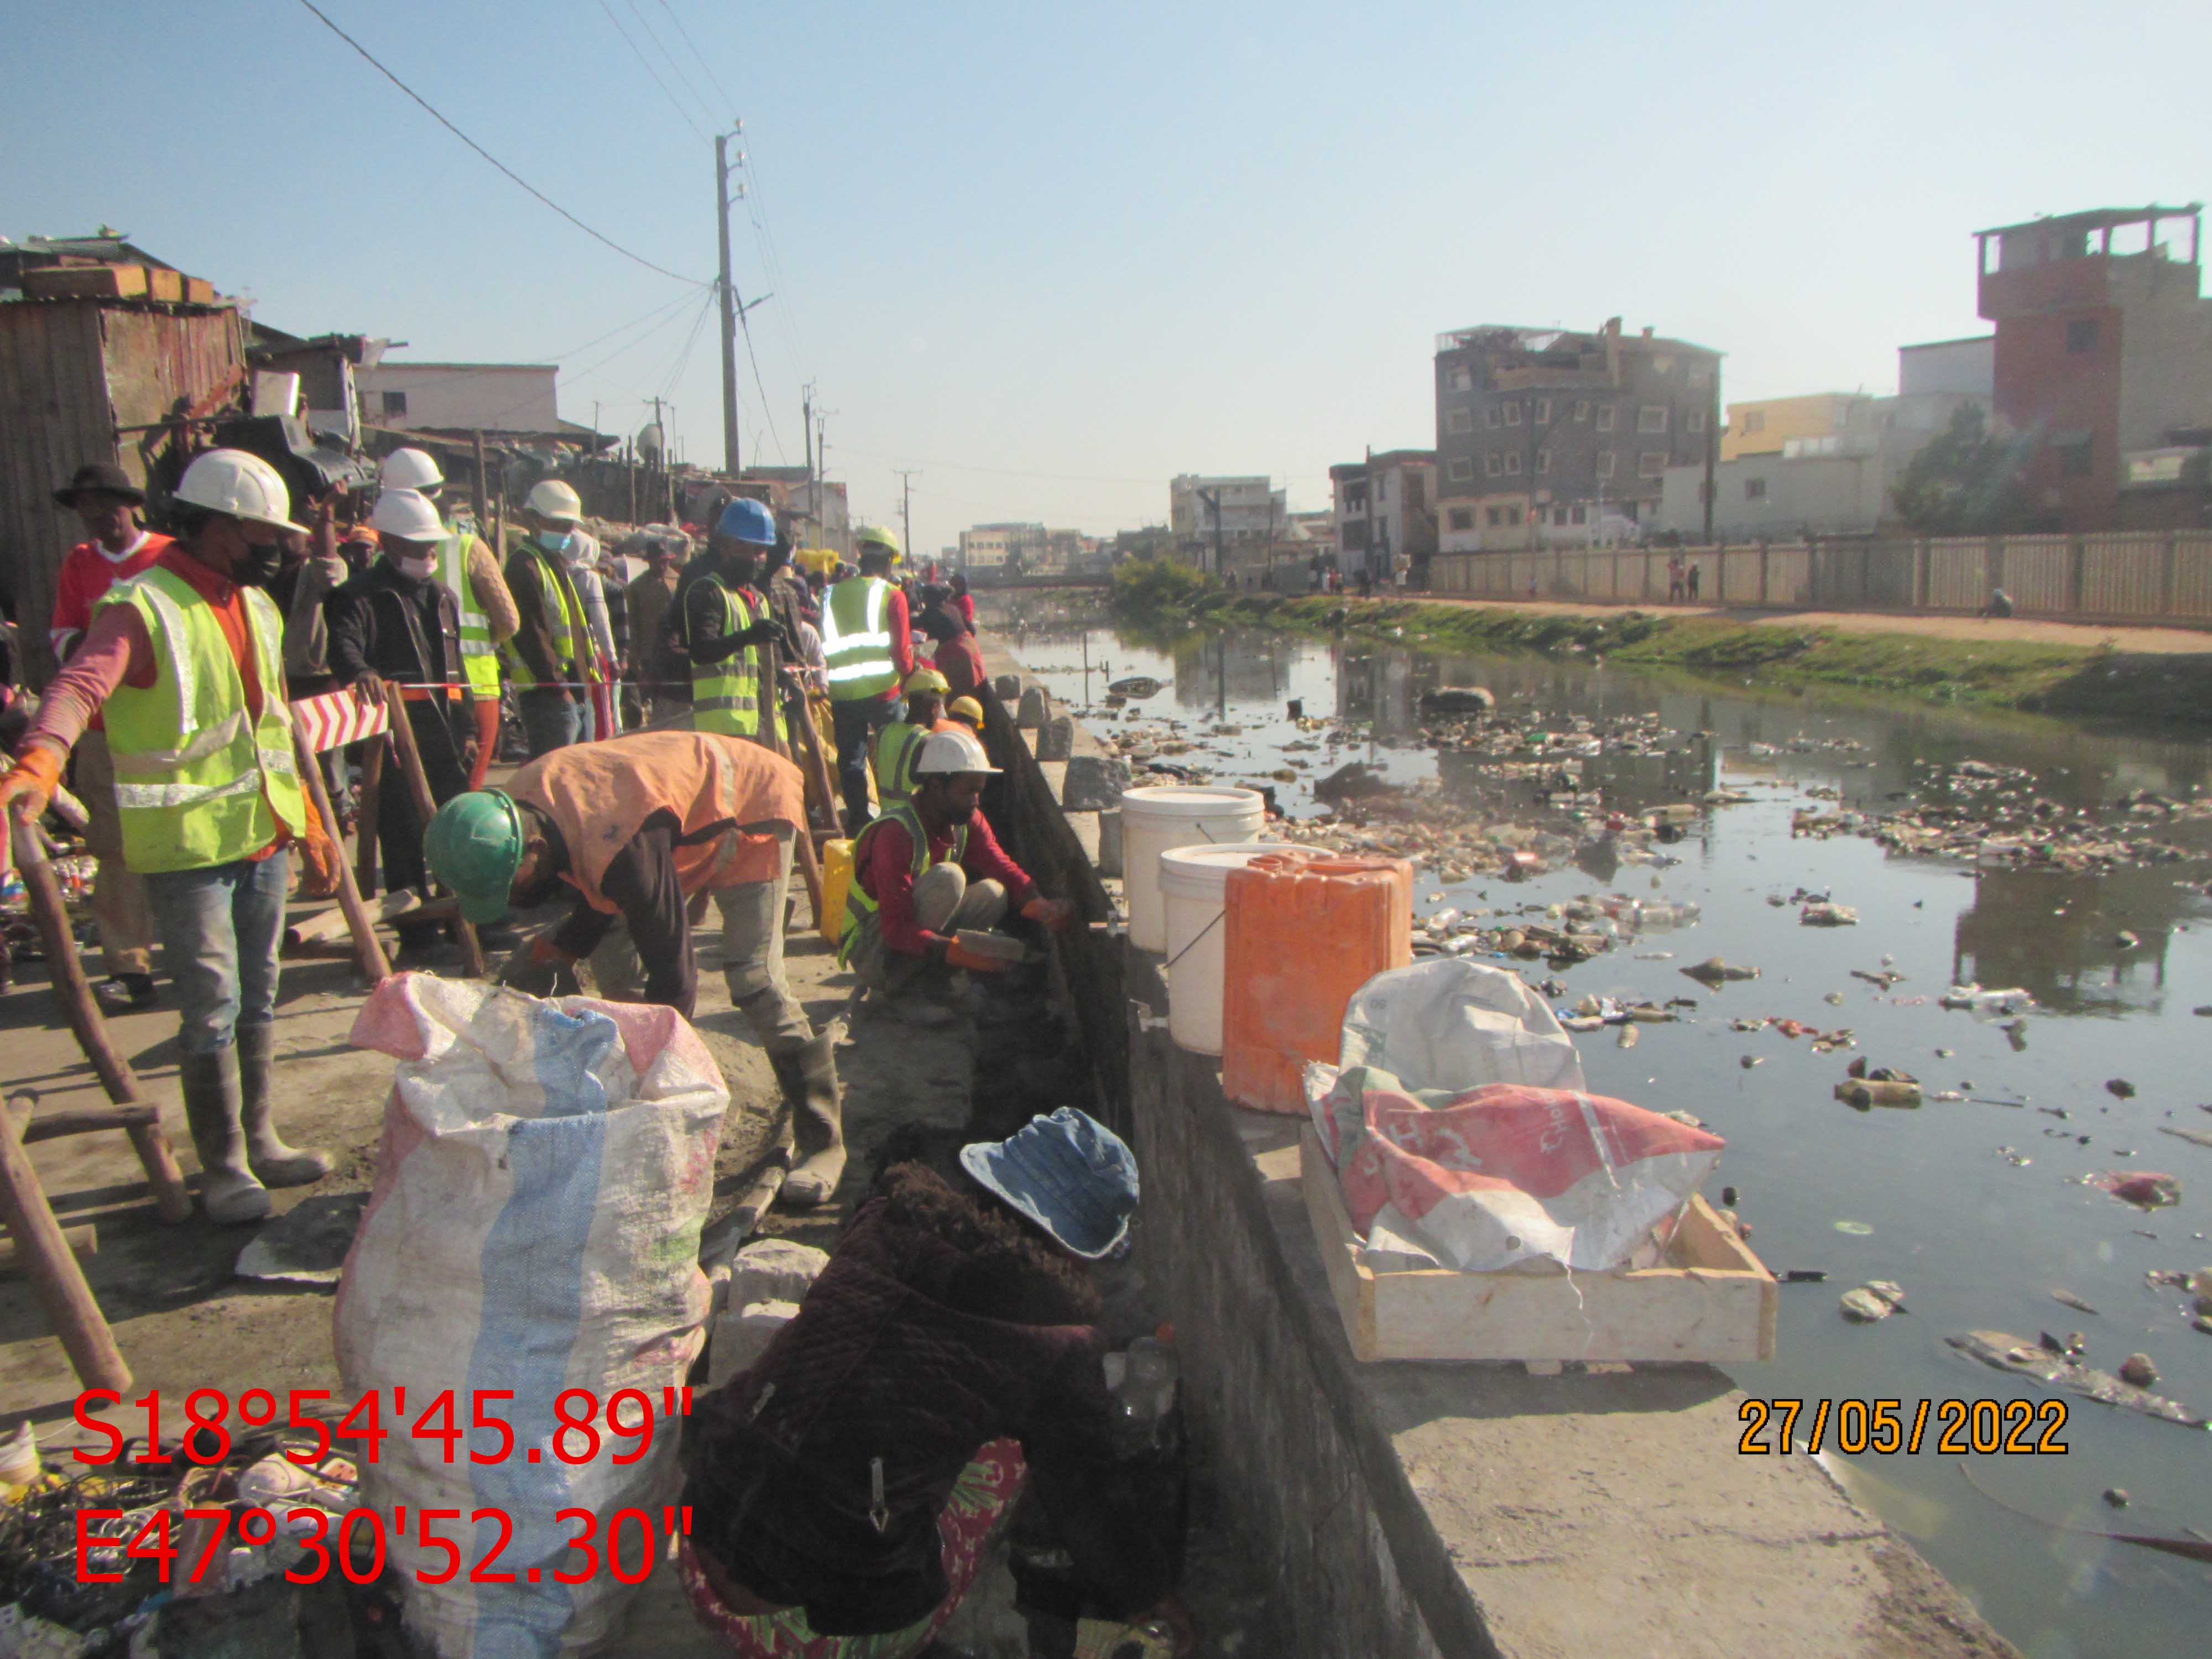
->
<box><xmin>870</xmin><ymin>666</ymin><xmax>951</xmax><ymax>808</ymax></box>
<box><xmin>946</xmin><ymin>695</ymin><xmax>984</xmax><ymax>736</ymax></box>
<box><xmin>0</xmin><ymin>450</ymin><xmax>338</xmax><ymax>1224</ymax></box>
<box><xmin>375</xmin><ymin>447</ymin><xmax>518</xmax><ymax>788</ymax></box>
<box><xmin>685</xmin><ymin>499</ymin><xmax>791</xmax><ymax>748</ymax></box>
<box><xmin>822</xmin><ymin>525</ymin><xmax>914</xmax><ymax>833</ymax></box>
<box><xmin>920</xmin><ymin>597</ymin><xmax>987</xmax><ymax>702</ymax></box>
<box><xmin>48</xmin><ymin>461</ymin><xmax>168</xmax><ymax>1013</ymax></box>
<box><xmin>424</xmin><ymin>731</ymin><xmax>849</xmax><ymax>1209</ymax></box>
<box><xmin>326</xmin><ymin>487</ymin><xmax>477</xmax><ymax>961</ymax></box>
<box><xmin>502</xmin><ymin>479</ymin><xmax>599</xmax><ymax>756</ymax></box>
<box><xmin>838</xmin><ymin>727</ymin><xmax>1072</xmax><ymax>1021</ymax></box>
<box><xmin>679</xmin><ymin>1110</ymin><xmax>1194</xmax><ymax>1657</ymax></box>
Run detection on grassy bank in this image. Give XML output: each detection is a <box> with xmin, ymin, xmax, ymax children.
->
<box><xmin>1105</xmin><ymin>561</ymin><xmax>2212</xmax><ymax>726</ymax></box>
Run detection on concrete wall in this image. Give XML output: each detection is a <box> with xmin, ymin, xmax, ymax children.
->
<box><xmin>1900</xmin><ymin>336</ymin><xmax>1994</xmax><ymax>397</ymax></box>
<box><xmin>358</xmin><ymin>362</ymin><xmax>560</xmax><ymax>434</ymax></box>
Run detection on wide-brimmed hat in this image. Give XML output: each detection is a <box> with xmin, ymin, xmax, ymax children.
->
<box><xmin>959</xmin><ymin>1108</ymin><xmax>1139</xmax><ymax>1259</ymax></box>
<box><xmin>53</xmin><ymin>462</ymin><xmax>144</xmax><ymax>509</ymax></box>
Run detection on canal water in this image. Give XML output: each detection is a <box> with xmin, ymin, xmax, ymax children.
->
<box><xmin>1008</xmin><ymin>617</ymin><xmax>2211</xmax><ymax>1659</ymax></box>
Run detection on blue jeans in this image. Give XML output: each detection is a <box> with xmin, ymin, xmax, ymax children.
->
<box><xmin>144</xmin><ymin>853</ymin><xmax>289</xmax><ymax>1056</ymax></box>
<box><xmin>830</xmin><ymin>695</ymin><xmax>897</xmax><ymax>831</ymax></box>
<box><xmin>520</xmin><ymin>687</ymin><xmax>582</xmax><ymax>757</ymax></box>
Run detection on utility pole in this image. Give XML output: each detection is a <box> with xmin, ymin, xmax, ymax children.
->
<box><xmin>714</xmin><ymin>132</ymin><xmax>743</xmax><ymax>478</ymax></box>
<box><xmin>894</xmin><ymin>469</ymin><xmax>919</xmax><ymax>561</ymax></box>
<box><xmin>1701</xmin><ymin>378</ymin><xmax>1719</xmax><ymax>546</ymax></box>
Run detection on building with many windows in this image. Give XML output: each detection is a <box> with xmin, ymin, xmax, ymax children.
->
<box><xmin>1168</xmin><ymin>474</ymin><xmax>1286</xmax><ymax>572</ymax></box>
<box><xmin>1328</xmin><ymin>451</ymin><xmax>1436</xmax><ymax>582</ymax></box>
<box><xmin>1433</xmin><ymin>319</ymin><xmax>1722</xmax><ymax>551</ymax></box>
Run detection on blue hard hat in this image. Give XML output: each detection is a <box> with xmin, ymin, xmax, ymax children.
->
<box><xmin>714</xmin><ymin>497</ymin><xmax>777</xmax><ymax>546</ymax></box>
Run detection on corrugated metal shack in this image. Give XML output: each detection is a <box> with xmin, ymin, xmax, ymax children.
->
<box><xmin>0</xmin><ymin>254</ymin><xmax>244</xmax><ymax>685</ymax></box>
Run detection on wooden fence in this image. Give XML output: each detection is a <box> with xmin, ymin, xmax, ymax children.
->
<box><xmin>1429</xmin><ymin>531</ymin><xmax>2212</xmax><ymax>628</ymax></box>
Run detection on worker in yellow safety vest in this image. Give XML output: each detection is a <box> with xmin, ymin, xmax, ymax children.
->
<box><xmin>871</xmin><ymin>666</ymin><xmax>952</xmax><ymax>807</ymax></box>
<box><xmin>684</xmin><ymin>498</ymin><xmax>790</xmax><ymax>748</ymax></box>
<box><xmin>0</xmin><ymin>450</ymin><xmax>341</xmax><ymax>1224</ymax></box>
<box><xmin>377</xmin><ymin>446</ymin><xmax>518</xmax><ymax>786</ymax></box>
<box><xmin>503</xmin><ymin>478</ymin><xmax>598</xmax><ymax>756</ymax></box>
<box><xmin>822</xmin><ymin>526</ymin><xmax>914</xmax><ymax>833</ymax></box>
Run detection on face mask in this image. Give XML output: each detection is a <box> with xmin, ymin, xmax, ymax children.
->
<box><xmin>539</xmin><ymin>529</ymin><xmax>572</xmax><ymax>554</ymax></box>
<box><xmin>235</xmin><ymin>539</ymin><xmax>285</xmax><ymax>588</ymax></box>
<box><xmin>395</xmin><ymin>552</ymin><xmax>436</xmax><ymax>581</ymax></box>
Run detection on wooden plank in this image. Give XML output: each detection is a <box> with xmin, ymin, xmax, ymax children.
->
<box><xmin>0</xmin><ymin>1223</ymin><xmax>98</xmax><ymax>1272</ymax></box>
<box><xmin>0</xmin><ymin>1091</ymin><xmax>129</xmax><ymax>1390</ymax></box>
<box><xmin>1300</xmin><ymin>1128</ymin><xmax>1777</xmax><ymax>1364</ymax></box>
<box><xmin>23</xmin><ymin>265</ymin><xmax>147</xmax><ymax>300</ymax></box>
<box><xmin>20</xmin><ymin>1104</ymin><xmax>161</xmax><ymax>1144</ymax></box>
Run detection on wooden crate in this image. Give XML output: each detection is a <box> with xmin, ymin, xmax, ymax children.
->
<box><xmin>1300</xmin><ymin>1127</ymin><xmax>1777</xmax><ymax>1363</ymax></box>
<box><xmin>23</xmin><ymin>265</ymin><xmax>147</xmax><ymax>300</ymax></box>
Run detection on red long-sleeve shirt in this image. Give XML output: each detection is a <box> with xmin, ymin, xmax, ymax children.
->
<box><xmin>859</xmin><ymin>806</ymin><xmax>1037</xmax><ymax>956</ymax></box>
<box><xmin>885</xmin><ymin>587</ymin><xmax>917</xmax><ymax>688</ymax></box>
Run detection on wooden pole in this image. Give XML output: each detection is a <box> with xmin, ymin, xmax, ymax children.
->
<box><xmin>756</xmin><ymin>640</ymin><xmax>825</xmax><ymax>926</ymax></box>
<box><xmin>382</xmin><ymin>686</ymin><xmax>488</xmax><ymax>977</ymax></box>
<box><xmin>8</xmin><ymin>813</ymin><xmax>192</xmax><ymax>1224</ymax></box>
<box><xmin>292</xmin><ymin>725</ymin><xmax>390</xmax><ymax>986</ymax></box>
<box><xmin>0</xmin><ymin>1102</ymin><xmax>129</xmax><ymax>1391</ymax></box>
<box><xmin>472</xmin><ymin>430</ymin><xmax>489</xmax><ymax>539</ymax></box>
<box><xmin>353</xmin><ymin>738</ymin><xmax>384</xmax><ymax>897</ymax></box>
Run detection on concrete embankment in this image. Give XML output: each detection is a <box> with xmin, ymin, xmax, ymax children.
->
<box><xmin>977</xmin><ymin>628</ymin><xmax>2022</xmax><ymax>1659</ymax></box>
<box><xmin>1108</xmin><ymin>582</ymin><xmax>2212</xmax><ymax>726</ymax></box>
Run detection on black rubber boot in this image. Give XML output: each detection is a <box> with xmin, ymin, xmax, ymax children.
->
<box><xmin>774</xmin><ymin>1032</ymin><xmax>846</xmax><ymax>1210</ymax></box>
<box><xmin>237</xmin><ymin>1024</ymin><xmax>333</xmax><ymax>1187</ymax></box>
<box><xmin>180</xmin><ymin>1048</ymin><xmax>271</xmax><ymax>1224</ymax></box>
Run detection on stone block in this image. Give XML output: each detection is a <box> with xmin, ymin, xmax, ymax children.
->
<box><xmin>994</xmin><ymin>673</ymin><xmax>1023</xmax><ymax>702</ymax></box>
<box><xmin>733</xmin><ymin>1237</ymin><xmax>829</xmax><ymax>1306</ymax></box>
<box><xmin>1037</xmin><ymin>714</ymin><xmax>1075</xmax><ymax>762</ymax></box>
<box><xmin>1061</xmin><ymin>753</ymin><xmax>1132</xmax><ymax>811</ymax></box>
<box><xmin>1016</xmin><ymin>686</ymin><xmax>1050</xmax><ymax>729</ymax></box>
<box><xmin>707</xmin><ymin>1298</ymin><xmax>800</xmax><ymax>1391</ymax></box>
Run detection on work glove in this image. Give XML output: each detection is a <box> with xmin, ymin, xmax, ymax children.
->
<box><xmin>1021</xmin><ymin>896</ymin><xmax>1075</xmax><ymax>934</ymax></box>
<box><xmin>0</xmin><ymin>747</ymin><xmax>65</xmax><ymax>827</ymax></box>
<box><xmin>942</xmin><ymin>937</ymin><xmax>1011</xmax><ymax>975</ymax></box>
<box><xmin>496</xmin><ymin>933</ymin><xmax>580</xmax><ymax>998</ymax></box>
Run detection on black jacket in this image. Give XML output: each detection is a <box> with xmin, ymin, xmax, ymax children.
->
<box><xmin>325</xmin><ymin>559</ymin><xmax>467</xmax><ymax>694</ymax></box>
<box><xmin>683</xmin><ymin>1165</ymin><xmax>1177</xmax><ymax>1635</ymax></box>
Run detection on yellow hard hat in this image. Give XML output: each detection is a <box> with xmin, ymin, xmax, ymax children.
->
<box><xmin>854</xmin><ymin>523</ymin><xmax>902</xmax><ymax>559</ymax></box>
<box><xmin>904</xmin><ymin>667</ymin><xmax>950</xmax><ymax>696</ymax></box>
<box><xmin>947</xmin><ymin>696</ymin><xmax>984</xmax><ymax>728</ymax></box>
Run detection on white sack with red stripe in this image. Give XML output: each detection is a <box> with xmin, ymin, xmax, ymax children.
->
<box><xmin>1328</xmin><ymin>1071</ymin><xmax>1724</xmax><ymax>1273</ymax></box>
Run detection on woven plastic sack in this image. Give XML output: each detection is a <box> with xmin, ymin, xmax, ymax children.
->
<box><xmin>1317</xmin><ymin>1072</ymin><xmax>1723</xmax><ymax>1273</ymax></box>
<box><xmin>336</xmin><ymin>974</ymin><xmax>729</xmax><ymax>1658</ymax></box>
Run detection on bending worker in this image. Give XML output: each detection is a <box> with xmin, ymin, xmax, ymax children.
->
<box><xmin>424</xmin><ymin>729</ymin><xmax>848</xmax><ymax>1208</ymax></box>
<box><xmin>822</xmin><ymin>526</ymin><xmax>913</xmax><ymax>833</ymax></box>
<box><xmin>0</xmin><ymin>450</ymin><xmax>338</xmax><ymax>1224</ymax></box>
<box><xmin>838</xmin><ymin>727</ymin><xmax>1073</xmax><ymax>1020</ymax></box>
<box><xmin>375</xmin><ymin>447</ymin><xmax>518</xmax><ymax>788</ymax></box>
<box><xmin>870</xmin><ymin>666</ymin><xmax>951</xmax><ymax>808</ymax></box>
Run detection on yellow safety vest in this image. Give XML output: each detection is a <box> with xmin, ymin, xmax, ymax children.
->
<box><xmin>691</xmin><ymin>580</ymin><xmax>785</xmax><ymax>746</ymax></box>
<box><xmin>822</xmin><ymin>576</ymin><xmax>899</xmax><ymax>701</ymax></box>
<box><xmin>502</xmin><ymin>542</ymin><xmax>586</xmax><ymax>690</ymax></box>
<box><xmin>437</xmin><ymin>529</ymin><xmax>501</xmax><ymax>697</ymax></box>
<box><xmin>95</xmin><ymin>565</ymin><xmax>308</xmax><ymax>874</ymax></box>
<box><xmin>872</xmin><ymin>719</ymin><xmax>928</xmax><ymax>806</ymax></box>
<box><xmin>837</xmin><ymin>799</ymin><xmax>966</xmax><ymax>966</ymax></box>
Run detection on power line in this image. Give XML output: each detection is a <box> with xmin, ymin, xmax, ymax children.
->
<box><xmin>623</xmin><ymin>0</ymin><xmax>719</xmax><ymax>131</ymax></box>
<box><xmin>594</xmin><ymin>0</ymin><xmax>705</xmax><ymax>140</ymax></box>
<box><xmin>293</xmin><ymin>0</ymin><xmax>698</xmax><ymax>283</ymax></box>
<box><xmin>738</xmin><ymin>301</ymin><xmax>784</xmax><ymax>462</ymax></box>
<box><xmin>655</xmin><ymin>0</ymin><xmax>736</xmax><ymax>112</ymax></box>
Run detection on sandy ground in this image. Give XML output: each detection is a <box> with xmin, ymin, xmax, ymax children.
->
<box><xmin>0</xmin><ymin>820</ymin><xmax>981</xmax><ymax>1652</ymax></box>
<box><xmin>1352</xmin><ymin>592</ymin><xmax>2212</xmax><ymax>652</ymax></box>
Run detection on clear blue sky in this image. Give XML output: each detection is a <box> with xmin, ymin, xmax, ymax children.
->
<box><xmin>8</xmin><ymin>1</ymin><xmax>2211</xmax><ymax>551</ymax></box>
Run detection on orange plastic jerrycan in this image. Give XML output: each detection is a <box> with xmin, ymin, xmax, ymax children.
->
<box><xmin>819</xmin><ymin>838</ymin><xmax>855</xmax><ymax>944</ymax></box>
<box><xmin>1220</xmin><ymin>853</ymin><xmax>1414</xmax><ymax>1113</ymax></box>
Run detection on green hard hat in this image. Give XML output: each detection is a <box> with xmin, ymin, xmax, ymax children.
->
<box><xmin>424</xmin><ymin>790</ymin><xmax>526</xmax><ymax>924</ymax></box>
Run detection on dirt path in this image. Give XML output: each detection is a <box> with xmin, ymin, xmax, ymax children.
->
<box><xmin>1363</xmin><ymin>593</ymin><xmax>2212</xmax><ymax>653</ymax></box>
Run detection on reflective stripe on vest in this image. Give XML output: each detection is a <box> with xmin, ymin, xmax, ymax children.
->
<box><xmin>437</xmin><ymin>529</ymin><xmax>501</xmax><ymax>696</ymax></box>
<box><xmin>95</xmin><ymin>566</ymin><xmax>308</xmax><ymax>874</ymax></box>
<box><xmin>872</xmin><ymin>720</ymin><xmax>926</xmax><ymax>806</ymax></box>
<box><xmin>502</xmin><ymin>544</ymin><xmax>583</xmax><ymax>688</ymax></box>
<box><xmin>822</xmin><ymin>577</ymin><xmax>898</xmax><ymax>700</ymax></box>
<box><xmin>691</xmin><ymin>582</ymin><xmax>786</xmax><ymax>745</ymax></box>
<box><xmin>836</xmin><ymin>799</ymin><xmax>967</xmax><ymax>966</ymax></box>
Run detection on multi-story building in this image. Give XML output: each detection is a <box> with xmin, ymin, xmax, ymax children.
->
<box><xmin>355</xmin><ymin>359</ymin><xmax>561</xmax><ymax>436</ymax></box>
<box><xmin>1167</xmin><ymin>474</ymin><xmax>1285</xmax><ymax>572</ymax></box>
<box><xmin>741</xmin><ymin>466</ymin><xmax>850</xmax><ymax>557</ymax></box>
<box><xmin>1433</xmin><ymin>319</ymin><xmax>1722</xmax><ymax>552</ymax></box>
<box><xmin>1721</xmin><ymin>393</ymin><xmax>1863</xmax><ymax>462</ymax></box>
<box><xmin>1328</xmin><ymin>451</ymin><xmax>1437</xmax><ymax>582</ymax></box>
<box><xmin>1973</xmin><ymin>203</ymin><xmax>2211</xmax><ymax>530</ymax></box>
<box><xmin>1898</xmin><ymin>335</ymin><xmax>1994</xmax><ymax>398</ymax></box>
<box><xmin>957</xmin><ymin>521</ymin><xmax>1047</xmax><ymax>582</ymax></box>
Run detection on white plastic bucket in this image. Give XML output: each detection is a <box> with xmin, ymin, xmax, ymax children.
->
<box><xmin>1119</xmin><ymin>785</ymin><xmax>1268</xmax><ymax>952</ymax></box>
<box><xmin>1159</xmin><ymin>842</ymin><xmax>1301</xmax><ymax>1055</ymax></box>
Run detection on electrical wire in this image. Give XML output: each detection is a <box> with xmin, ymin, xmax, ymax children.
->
<box><xmin>655</xmin><ymin>0</ymin><xmax>737</xmax><ymax>113</ymax></box>
<box><xmin>361</xmin><ymin>284</ymin><xmax>709</xmax><ymax>405</ymax></box>
<box><xmin>738</xmin><ymin>300</ymin><xmax>785</xmax><ymax>462</ymax></box>
<box><xmin>594</xmin><ymin>0</ymin><xmax>706</xmax><ymax>140</ymax></box>
<box><xmin>293</xmin><ymin>0</ymin><xmax>700</xmax><ymax>283</ymax></box>
<box><xmin>622</xmin><ymin>0</ymin><xmax>719</xmax><ymax>132</ymax></box>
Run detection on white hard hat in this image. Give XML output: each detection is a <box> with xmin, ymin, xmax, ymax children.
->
<box><xmin>378</xmin><ymin>447</ymin><xmax>444</xmax><ymax>491</ymax></box>
<box><xmin>525</xmin><ymin>479</ymin><xmax>584</xmax><ymax>523</ymax></box>
<box><xmin>368</xmin><ymin>487</ymin><xmax>447</xmax><ymax>546</ymax></box>
<box><xmin>174</xmin><ymin>448</ymin><xmax>305</xmax><ymax>535</ymax></box>
<box><xmin>914</xmin><ymin>727</ymin><xmax>999</xmax><ymax>777</ymax></box>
